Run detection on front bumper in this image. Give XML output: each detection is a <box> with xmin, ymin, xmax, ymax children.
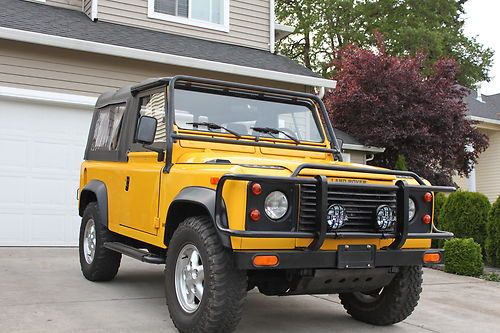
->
<box><xmin>234</xmin><ymin>248</ymin><xmax>444</xmax><ymax>270</ymax></box>
<box><xmin>215</xmin><ymin>163</ymin><xmax>455</xmax><ymax>251</ymax></box>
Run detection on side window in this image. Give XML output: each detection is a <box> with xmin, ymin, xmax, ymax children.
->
<box><xmin>90</xmin><ymin>104</ymin><xmax>126</xmax><ymax>151</ymax></box>
<box><xmin>138</xmin><ymin>91</ymin><xmax>167</xmax><ymax>143</ymax></box>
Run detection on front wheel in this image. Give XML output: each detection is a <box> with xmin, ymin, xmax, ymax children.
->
<box><xmin>165</xmin><ymin>216</ymin><xmax>247</xmax><ymax>333</ymax></box>
<box><xmin>339</xmin><ymin>265</ymin><xmax>423</xmax><ymax>326</ymax></box>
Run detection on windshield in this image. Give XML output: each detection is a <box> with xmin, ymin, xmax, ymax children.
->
<box><xmin>174</xmin><ymin>89</ymin><xmax>324</xmax><ymax>143</ymax></box>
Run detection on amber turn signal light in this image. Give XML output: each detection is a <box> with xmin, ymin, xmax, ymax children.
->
<box><xmin>423</xmin><ymin>252</ymin><xmax>441</xmax><ymax>264</ymax></box>
<box><xmin>210</xmin><ymin>177</ymin><xmax>219</xmax><ymax>185</ymax></box>
<box><xmin>249</xmin><ymin>209</ymin><xmax>261</xmax><ymax>221</ymax></box>
<box><xmin>423</xmin><ymin>192</ymin><xmax>433</xmax><ymax>203</ymax></box>
<box><xmin>251</xmin><ymin>182</ymin><xmax>263</xmax><ymax>195</ymax></box>
<box><xmin>253</xmin><ymin>255</ymin><xmax>279</xmax><ymax>267</ymax></box>
<box><xmin>422</xmin><ymin>214</ymin><xmax>431</xmax><ymax>224</ymax></box>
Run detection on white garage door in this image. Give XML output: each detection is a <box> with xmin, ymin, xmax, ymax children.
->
<box><xmin>0</xmin><ymin>90</ymin><xmax>94</xmax><ymax>246</ymax></box>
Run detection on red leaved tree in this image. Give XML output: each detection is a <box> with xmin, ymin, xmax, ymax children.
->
<box><xmin>324</xmin><ymin>43</ymin><xmax>489</xmax><ymax>185</ymax></box>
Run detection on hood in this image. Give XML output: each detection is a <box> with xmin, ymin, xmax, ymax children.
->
<box><xmin>176</xmin><ymin>151</ymin><xmax>397</xmax><ymax>183</ymax></box>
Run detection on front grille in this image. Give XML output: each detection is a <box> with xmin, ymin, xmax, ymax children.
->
<box><xmin>298</xmin><ymin>184</ymin><xmax>397</xmax><ymax>233</ymax></box>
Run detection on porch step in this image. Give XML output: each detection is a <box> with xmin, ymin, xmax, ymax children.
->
<box><xmin>103</xmin><ymin>242</ymin><xmax>165</xmax><ymax>264</ymax></box>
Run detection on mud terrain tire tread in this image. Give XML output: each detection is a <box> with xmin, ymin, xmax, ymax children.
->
<box><xmin>165</xmin><ymin>216</ymin><xmax>247</xmax><ymax>333</ymax></box>
<box><xmin>339</xmin><ymin>265</ymin><xmax>423</xmax><ymax>326</ymax></box>
<box><xmin>79</xmin><ymin>202</ymin><xmax>121</xmax><ymax>281</ymax></box>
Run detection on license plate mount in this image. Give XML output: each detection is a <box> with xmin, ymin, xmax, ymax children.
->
<box><xmin>337</xmin><ymin>244</ymin><xmax>376</xmax><ymax>269</ymax></box>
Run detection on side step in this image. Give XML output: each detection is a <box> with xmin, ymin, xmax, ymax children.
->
<box><xmin>104</xmin><ymin>242</ymin><xmax>165</xmax><ymax>265</ymax></box>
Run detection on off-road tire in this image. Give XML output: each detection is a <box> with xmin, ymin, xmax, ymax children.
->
<box><xmin>79</xmin><ymin>202</ymin><xmax>121</xmax><ymax>281</ymax></box>
<box><xmin>339</xmin><ymin>265</ymin><xmax>423</xmax><ymax>326</ymax></box>
<box><xmin>165</xmin><ymin>216</ymin><xmax>247</xmax><ymax>333</ymax></box>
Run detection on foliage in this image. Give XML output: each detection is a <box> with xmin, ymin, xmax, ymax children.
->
<box><xmin>275</xmin><ymin>0</ymin><xmax>493</xmax><ymax>88</ymax></box>
<box><xmin>432</xmin><ymin>192</ymin><xmax>447</xmax><ymax>248</ymax></box>
<box><xmin>394</xmin><ymin>154</ymin><xmax>407</xmax><ymax>171</ymax></box>
<box><xmin>323</xmin><ymin>44</ymin><xmax>489</xmax><ymax>185</ymax></box>
<box><xmin>439</xmin><ymin>191</ymin><xmax>490</xmax><ymax>248</ymax></box>
<box><xmin>480</xmin><ymin>272</ymin><xmax>500</xmax><ymax>282</ymax></box>
<box><xmin>444</xmin><ymin>238</ymin><xmax>483</xmax><ymax>277</ymax></box>
<box><xmin>485</xmin><ymin>196</ymin><xmax>500</xmax><ymax>266</ymax></box>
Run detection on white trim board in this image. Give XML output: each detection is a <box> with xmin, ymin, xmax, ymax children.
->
<box><xmin>0</xmin><ymin>27</ymin><xmax>336</xmax><ymax>89</ymax></box>
<box><xmin>0</xmin><ymin>85</ymin><xmax>97</xmax><ymax>109</ymax></box>
<box><xmin>343</xmin><ymin>143</ymin><xmax>385</xmax><ymax>153</ymax></box>
<box><xmin>468</xmin><ymin>115</ymin><xmax>500</xmax><ymax>126</ymax></box>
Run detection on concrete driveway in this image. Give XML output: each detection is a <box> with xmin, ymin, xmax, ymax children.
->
<box><xmin>0</xmin><ymin>248</ymin><xmax>499</xmax><ymax>333</ymax></box>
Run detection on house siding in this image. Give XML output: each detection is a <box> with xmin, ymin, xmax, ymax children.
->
<box><xmin>44</xmin><ymin>0</ymin><xmax>82</xmax><ymax>11</ymax></box>
<box><xmin>0</xmin><ymin>40</ymin><xmax>303</xmax><ymax>97</ymax></box>
<box><xmin>476</xmin><ymin>129</ymin><xmax>500</xmax><ymax>202</ymax></box>
<box><xmin>83</xmin><ymin>0</ymin><xmax>93</xmax><ymax>18</ymax></box>
<box><xmin>453</xmin><ymin>127</ymin><xmax>500</xmax><ymax>203</ymax></box>
<box><xmin>349</xmin><ymin>151</ymin><xmax>366</xmax><ymax>164</ymax></box>
<box><xmin>97</xmin><ymin>0</ymin><xmax>270</xmax><ymax>50</ymax></box>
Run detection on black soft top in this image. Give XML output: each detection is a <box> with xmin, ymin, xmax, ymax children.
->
<box><xmin>95</xmin><ymin>77</ymin><xmax>172</xmax><ymax>108</ymax></box>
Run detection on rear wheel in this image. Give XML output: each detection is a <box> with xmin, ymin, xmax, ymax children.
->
<box><xmin>339</xmin><ymin>265</ymin><xmax>423</xmax><ymax>325</ymax></box>
<box><xmin>165</xmin><ymin>216</ymin><xmax>247</xmax><ymax>333</ymax></box>
<box><xmin>79</xmin><ymin>202</ymin><xmax>121</xmax><ymax>281</ymax></box>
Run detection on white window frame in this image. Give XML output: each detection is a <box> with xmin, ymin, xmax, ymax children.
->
<box><xmin>148</xmin><ymin>0</ymin><xmax>230</xmax><ymax>32</ymax></box>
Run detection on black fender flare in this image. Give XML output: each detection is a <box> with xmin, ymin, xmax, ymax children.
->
<box><xmin>165</xmin><ymin>186</ymin><xmax>230</xmax><ymax>247</ymax></box>
<box><xmin>79</xmin><ymin>180</ymin><xmax>108</xmax><ymax>227</ymax></box>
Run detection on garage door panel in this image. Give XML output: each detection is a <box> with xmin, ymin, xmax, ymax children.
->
<box><xmin>0</xmin><ymin>96</ymin><xmax>93</xmax><ymax>246</ymax></box>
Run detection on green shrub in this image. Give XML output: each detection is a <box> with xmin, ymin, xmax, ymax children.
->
<box><xmin>444</xmin><ymin>238</ymin><xmax>483</xmax><ymax>277</ymax></box>
<box><xmin>439</xmin><ymin>191</ymin><xmax>490</xmax><ymax>248</ymax></box>
<box><xmin>432</xmin><ymin>192</ymin><xmax>447</xmax><ymax>248</ymax></box>
<box><xmin>485</xmin><ymin>196</ymin><xmax>500</xmax><ymax>266</ymax></box>
<box><xmin>394</xmin><ymin>154</ymin><xmax>408</xmax><ymax>171</ymax></box>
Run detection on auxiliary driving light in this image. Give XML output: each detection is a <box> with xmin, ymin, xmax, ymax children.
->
<box><xmin>326</xmin><ymin>204</ymin><xmax>348</xmax><ymax>231</ymax></box>
<box><xmin>375</xmin><ymin>205</ymin><xmax>396</xmax><ymax>230</ymax></box>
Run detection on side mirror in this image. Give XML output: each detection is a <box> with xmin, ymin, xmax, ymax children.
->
<box><xmin>136</xmin><ymin>116</ymin><xmax>157</xmax><ymax>145</ymax></box>
<box><xmin>336</xmin><ymin>138</ymin><xmax>344</xmax><ymax>151</ymax></box>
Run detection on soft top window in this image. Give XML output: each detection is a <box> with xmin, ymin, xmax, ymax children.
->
<box><xmin>90</xmin><ymin>104</ymin><xmax>126</xmax><ymax>151</ymax></box>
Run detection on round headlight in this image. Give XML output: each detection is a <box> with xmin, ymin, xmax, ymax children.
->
<box><xmin>264</xmin><ymin>191</ymin><xmax>288</xmax><ymax>220</ymax></box>
<box><xmin>408</xmin><ymin>198</ymin><xmax>416</xmax><ymax>221</ymax></box>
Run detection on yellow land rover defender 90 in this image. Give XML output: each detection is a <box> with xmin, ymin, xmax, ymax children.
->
<box><xmin>78</xmin><ymin>76</ymin><xmax>454</xmax><ymax>332</ymax></box>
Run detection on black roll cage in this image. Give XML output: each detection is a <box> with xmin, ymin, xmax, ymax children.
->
<box><xmin>162</xmin><ymin>75</ymin><xmax>343</xmax><ymax>171</ymax></box>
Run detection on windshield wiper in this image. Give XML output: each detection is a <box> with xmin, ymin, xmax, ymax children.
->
<box><xmin>187</xmin><ymin>122</ymin><xmax>241</xmax><ymax>139</ymax></box>
<box><xmin>251</xmin><ymin>127</ymin><xmax>300</xmax><ymax>144</ymax></box>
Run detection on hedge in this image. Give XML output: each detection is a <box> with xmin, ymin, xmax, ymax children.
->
<box><xmin>444</xmin><ymin>238</ymin><xmax>483</xmax><ymax>277</ymax></box>
<box><xmin>485</xmin><ymin>196</ymin><xmax>500</xmax><ymax>267</ymax></box>
<box><xmin>439</xmin><ymin>191</ymin><xmax>490</xmax><ymax>249</ymax></box>
<box><xmin>432</xmin><ymin>192</ymin><xmax>447</xmax><ymax>248</ymax></box>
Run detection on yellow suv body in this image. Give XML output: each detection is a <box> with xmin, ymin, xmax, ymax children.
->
<box><xmin>78</xmin><ymin>76</ymin><xmax>454</xmax><ymax>332</ymax></box>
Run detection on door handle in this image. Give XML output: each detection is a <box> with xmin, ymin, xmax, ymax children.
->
<box><xmin>125</xmin><ymin>176</ymin><xmax>130</xmax><ymax>191</ymax></box>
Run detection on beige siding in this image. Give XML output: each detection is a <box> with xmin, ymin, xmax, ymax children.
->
<box><xmin>453</xmin><ymin>127</ymin><xmax>500</xmax><ymax>203</ymax></box>
<box><xmin>476</xmin><ymin>129</ymin><xmax>500</xmax><ymax>202</ymax></box>
<box><xmin>349</xmin><ymin>151</ymin><xmax>366</xmax><ymax>164</ymax></box>
<box><xmin>0</xmin><ymin>40</ymin><xmax>304</xmax><ymax>97</ymax></box>
<box><xmin>97</xmin><ymin>0</ymin><xmax>270</xmax><ymax>50</ymax></box>
<box><xmin>83</xmin><ymin>0</ymin><xmax>92</xmax><ymax>18</ymax></box>
<box><xmin>44</xmin><ymin>0</ymin><xmax>82</xmax><ymax>11</ymax></box>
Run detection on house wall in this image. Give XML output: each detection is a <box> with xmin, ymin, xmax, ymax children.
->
<box><xmin>476</xmin><ymin>128</ymin><xmax>500</xmax><ymax>202</ymax></box>
<box><xmin>44</xmin><ymin>0</ymin><xmax>82</xmax><ymax>11</ymax></box>
<box><xmin>0</xmin><ymin>40</ymin><xmax>304</xmax><ymax>97</ymax></box>
<box><xmin>95</xmin><ymin>0</ymin><xmax>270</xmax><ymax>50</ymax></box>
<box><xmin>453</xmin><ymin>127</ymin><xmax>500</xmax><ymax>203</ymax></box>
<box><xmin>83</xmin><ymin>0</ymin><xmax>93</xmax><ymax>18</ymax></box>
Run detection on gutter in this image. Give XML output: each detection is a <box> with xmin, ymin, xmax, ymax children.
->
<box><xmin>468</xmin><ymin>115</ymin><xmax>500</xmax><ymax>126</ymax></box>
<box><xmin>0</xmin><ymin>27</ymin><xmax>336</xmax><ymax>89</ymax></box>
<box><xmin>343</xmin><ymin>143</ymin><xmax>385</xmax><ymax>153</ymax></box>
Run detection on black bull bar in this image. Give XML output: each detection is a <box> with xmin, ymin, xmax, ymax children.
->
<box><xmin>214</xmin><ymin>163</ymin><xmax>455</xmax><ymax>250</ymax></box>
